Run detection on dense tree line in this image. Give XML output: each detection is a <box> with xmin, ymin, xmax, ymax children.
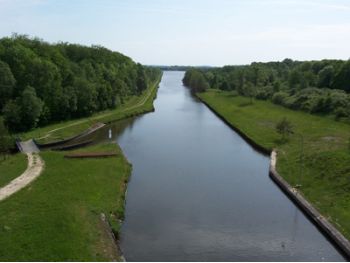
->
<box><xmin>188</xmin><ymin>59</ymin><xmax>350</xmax><ymax>120</ymax></box>
<box><xmin>183</xmin><ymin>69</ymin><xmax>210</xmax><ymax>93</ymax></box>
<box><xmin>0</xmin><ymin>34</ymin><xmax>161</xmax><ymax>132</ymax></box>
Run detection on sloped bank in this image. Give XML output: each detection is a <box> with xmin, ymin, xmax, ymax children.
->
<box><xmin>34</xmin><ymin>123</ymin><xmax>106</xmax><ymax>149</ymax></box>
<box><xmin>196</xmin><ymin>95</ymin><xmax>350</xmax><ymax>259</ymax></box>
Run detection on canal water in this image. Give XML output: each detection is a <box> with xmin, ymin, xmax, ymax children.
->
<box><xmin>90</xmin><ymin>71</ymin><xmax>345</xmax><ymax>261</ymax></box>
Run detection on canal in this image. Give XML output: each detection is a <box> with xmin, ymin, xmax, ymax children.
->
<box><xmin>92</xmin><ymin>71</ymin><xmax>345</xmax><ymax>261</ymax></box>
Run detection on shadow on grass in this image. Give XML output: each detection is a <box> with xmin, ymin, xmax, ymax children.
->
<box><xmin>274</xmin><ymin>137</ymin><xmax>290</xmax><ymax>146</ymax></box>
<box><xmin>238</xmin><ymin>101</ymin><xmax>254</xmax><ymax>107</ymax></box>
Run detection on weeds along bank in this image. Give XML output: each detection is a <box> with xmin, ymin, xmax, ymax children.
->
<box><xmin>197</xmin><ymin>90</ymin><xmax>350</xmax><ymax>243</ymax></box>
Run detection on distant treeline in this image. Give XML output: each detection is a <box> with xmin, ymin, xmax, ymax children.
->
<box><xmin>183</xmin><ymin>59</ymin><xmax>350</xmax><ymax>119</ymax></box>
<box><xmin>0</xmin><ymin>34</ymin><xmax>161</xmax><ymax>132</ymax></box>
<box><xmin>156</xmin><ymin>65</ymin><xmax>214</xmax><ymax>71</ymax></box>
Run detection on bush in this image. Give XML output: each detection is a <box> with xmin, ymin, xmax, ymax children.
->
<box><xmin>272</xmin><ymin>91</ymin><xmax>289</xmax><ymax>105</ymax></box>
<box><xmin>276</xmin><ymin>117</ymin><xmax>293</xmax><ymax>141</ymax></box>
<box><xmin>255</xmin><ymin>85</ymin><xmax>273</xmax><ymax>100</ymax></box>
<box><xmin>334</xmin><ymin>107</ymin><xmax>349</xmax><ymax>120</ymax></box>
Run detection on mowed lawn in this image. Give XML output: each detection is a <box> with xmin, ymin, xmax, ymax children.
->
<box><xmin>198</xmin><ymin>89</ymin><xmax>350</xmax><ymax>239</ymax></box>
<box><xmin>0</xmin><ymin>143</ymin><xmax>130</xmax><ymax>261</ymax></box>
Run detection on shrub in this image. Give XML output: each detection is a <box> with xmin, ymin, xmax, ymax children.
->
<box><xmin>276</xmin><ymin>117</ymin><xmax>293</xmax><ymax>141</ymax></box>
<box><xmin>272</xmin><ymin>91</ymin><xmax>289</xmax><ymax>105</ymax></box>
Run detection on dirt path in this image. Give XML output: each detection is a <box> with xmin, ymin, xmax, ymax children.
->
<box><xmin>0</xmin><ymin>140</ymin><xmax>44</xmax><ymax>202</ymax></box>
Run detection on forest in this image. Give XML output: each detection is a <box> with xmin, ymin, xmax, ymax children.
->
<box><xmin>183</xmin><ymin>59</ymin><xmax>350</xmax><ymax>120</ymax></box>
<box><xmin>0</xmin><ymin>34</ymin><xmax>161</xmax><ymax>133</ymax></box>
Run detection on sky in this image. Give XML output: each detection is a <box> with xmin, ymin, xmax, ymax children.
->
<box><xmin>0</xmin><ymin>0</ymin><xmax>350</xmax><ymax>66</ymax></box>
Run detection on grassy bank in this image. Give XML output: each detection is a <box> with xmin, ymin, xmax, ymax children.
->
<box><xmin>0</xmin><ymin>154</ymin><xmax>27</xmax><ymax>188</ymax></box>
<box><xmin>0</xmin><ymin>143</ymin><xmax>130</xmax><ymax>261</ymax></box>
<box><xmin>21</xmin><ymin>75</ymin><xmax>161</xmax><ymax>144</ymax></box>
<box><xmin>0</xmin><ymin>74</ymin><xmax>161</xmax><ymax>261</ymax></box>
<box><xmin>198</xmin><ymin>89</ymin><xmax>350</xmax><ymax>239</ymax></box>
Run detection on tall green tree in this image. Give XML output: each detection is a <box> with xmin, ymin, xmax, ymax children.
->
<box><xmin>19</xmin><ymin>86</ymin><xmax>43</xmax><ymax>130</ymax></box>
<box><xmin>276</xmin><ymin>117</ymin><xmax>293</xmax><ymax>141</ymax></box>
<box><xmin>0</xmin><ymin>119</ymin><xmax>13</xmax><ymax>158</ymax></box>
<box><xmin>0</xmin><ymin>60</ymin><xmax>15</xmax><ymax>110</ymax></box>
<box><xmin>317</xmin><ymin>65</ymin><xmax>334</xmax><ymax>88</ymax></box>
<box><xmin>332</xmin><ymin>61</ymin><xmax>350</xmax><ymax>92</ymax></box>
<box><xmin>136</xmin><ymin>63</ymin><xmax>148</xmax><ymax>94</ymax></box>
<box><xmin>2</xmin><ymin>100</ymin><xmax>22</xmax><ymax>132</ymax></box>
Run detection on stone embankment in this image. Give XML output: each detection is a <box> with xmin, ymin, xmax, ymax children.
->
<box><xmin>269</xmin><ymin>150</ymin><xmax>350</xmax><ymax>259</ymax></box>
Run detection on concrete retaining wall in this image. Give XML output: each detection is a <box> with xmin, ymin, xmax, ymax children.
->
<box><xmin>269</xmin><ymin>150</ymin><xmax>350</xmax><ymax>259</ymax></box>
<box><xmin>35</xmin><ymin>123</ymin><xmax>105</xmax><ymax>149</ymax></box>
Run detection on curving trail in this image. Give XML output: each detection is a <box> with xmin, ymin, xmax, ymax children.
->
<box><xmin>0</xmin><ymin>140</ymin><xmax>44</xmax><ymax>202</ymax></box>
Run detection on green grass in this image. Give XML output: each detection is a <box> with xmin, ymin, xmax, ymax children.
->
<box><xmin>0</xmin><ymin>153</ymin><xmax>27</xmax><ymax>188</ymax></box>
<box><xmin>0</xmin><ymin>143</ymin><xmax>131</xmax><ymax>261</ymax></box>
<box><xmin>198</xmin><ymin>89</ymin><xmax>350</xmax><ymax>239</ymax></box>
<box><xmin>21</xmin><ymin>75</ymin><xmax>161</xmax><ymax>144</ymax></box>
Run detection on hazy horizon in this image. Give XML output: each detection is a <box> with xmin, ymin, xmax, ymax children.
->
<box><xmin>1</xmin><ymin>0</ymin><xmax>350</xmax><ymax>66</ymax></box>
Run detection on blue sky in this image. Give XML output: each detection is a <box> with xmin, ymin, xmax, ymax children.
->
<box><xmin>0</xmin><ymin>0</ymin><xmax>350</xmax><ymax>66</ymax></box>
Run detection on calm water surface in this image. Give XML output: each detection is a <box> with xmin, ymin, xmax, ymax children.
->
<box><xmin>90</xmin><ymin>71</ymin><xmax>345</xmax><ymax>261</ymax></box>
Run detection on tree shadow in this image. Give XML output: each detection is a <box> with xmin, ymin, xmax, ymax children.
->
<box><xmin>274</xmin><ymin>137</ymin><xmax>289</xmax><ymax>145</ymax></box>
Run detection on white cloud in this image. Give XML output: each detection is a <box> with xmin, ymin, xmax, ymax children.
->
<box><xmin>255</xmin><ymin>0</ymin><xmax>350</xmax><ymax>11</ymax></box>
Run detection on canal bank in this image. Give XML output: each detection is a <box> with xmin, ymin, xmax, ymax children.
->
<box><xmin>196</xmin><ymin>90</ymin><xmax>350</xmax><ymax>260</ymax></box>
<box><xmin>0</xmin><ymin>76</ymin><xmax>161</xmax><ymax>261</ymax></box>
<box><xmin>197</xmin><ymin>93</ymin><xmax>350</xmax><ymax>259</ymax></box>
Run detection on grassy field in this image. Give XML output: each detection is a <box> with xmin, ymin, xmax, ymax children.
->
<box><xmin>0</xmin><ymin>154</ymin><xmax>27</xmax><ymax>188</ymax></box>
<box><xmin>21</xmin><ymin>75</ymin><xmax>161</xmax><ymax>144</ymax></box>
<box><xmin>0</xmin><ymin>143</ymin><xmax>131</xmax><ymax>261</ymax></box>
<box><xmin>198</xmin><ymin>89</ymin><xmax>350</xmax><ymax>240</ymax></box>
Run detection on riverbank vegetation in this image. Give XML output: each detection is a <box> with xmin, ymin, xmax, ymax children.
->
<box><xmin>0</xmin><ymin>34</ymin><xmax>161</xmax><ymax>133</ymax></box>
<box><xmin>184</xmin><ymin>59</ymin><xmax>350</xmax><ymax>121</ymax></box>
<box><xmin>197</xmin><ymin>90</ymin><xmax>350</xmax><ymax>240</ymax></box>
<box><xmin>0</xmin><ymin>143</ymin><xmax>130</xmax><ymax>261</ymax></box>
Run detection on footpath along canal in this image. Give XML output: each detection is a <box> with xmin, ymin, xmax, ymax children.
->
<box><xmin>87</xmin><ymin>71</ymin><xmax>346</xmax><ymax>261</ymax></box>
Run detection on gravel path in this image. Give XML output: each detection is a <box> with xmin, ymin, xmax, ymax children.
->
<box><xmin>0</xmin><ymin>140</ymin><xmax>44</xmax><ymax>202</ymax></box>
